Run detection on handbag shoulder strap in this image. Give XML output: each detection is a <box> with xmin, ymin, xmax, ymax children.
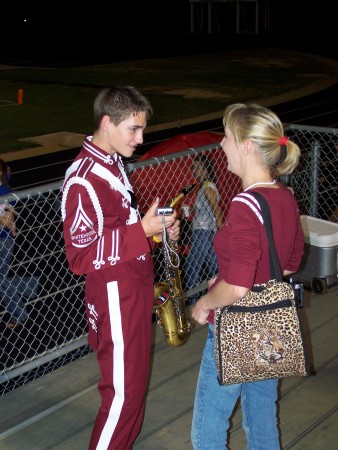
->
<box><xmin>250</xmin><ymin>191</ymin><xmax>283</xmax><ymax>281</ymax></box>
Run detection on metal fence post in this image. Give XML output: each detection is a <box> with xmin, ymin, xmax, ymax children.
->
<box><xmin>309</xmin><ymin>141</ymin><xmax>321</xmax><ymax>217</ymax></box>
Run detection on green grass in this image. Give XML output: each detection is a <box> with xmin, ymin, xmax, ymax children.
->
<box><xmin>0</xmin><ymin>48</ymin><xmax>337</xmax><ymax>153</ymax></box>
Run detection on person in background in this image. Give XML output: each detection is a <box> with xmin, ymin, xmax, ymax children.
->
<box><xmin>61</xmin><ymin>86</ymin><xmax>180</xmax><ymax>450</ymax></box>
<box><xmin>184</xmin><ymin>154</ymin><xmax>224</xmax><ymax>305</ymax></box>
<box><xmin>190</xmin><ymin>103</ymin><xmax>304</xmax><ymax>449</ymax></box>
<box><xmin>0</xmin><ymin>158</ymin><xmax>39</xmax><ymax>329</ymax></box>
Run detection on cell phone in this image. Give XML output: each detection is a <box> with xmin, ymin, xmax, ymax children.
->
<box><xmin>156</xmin><ymin>207</ymin><xmax>174</xmax><ymax>216</ymax></box>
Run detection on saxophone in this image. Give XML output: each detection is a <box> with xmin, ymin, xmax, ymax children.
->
<box><xmin>154</xmin><ymin>185</ymin><xmax>196</xmax><ymax>347</ymax></box>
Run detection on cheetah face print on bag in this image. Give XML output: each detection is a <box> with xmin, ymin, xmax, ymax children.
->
<box><xmin>251</xmin><ymin>327</ymin><xmax>284</xmax><ymax>363</ymax></box>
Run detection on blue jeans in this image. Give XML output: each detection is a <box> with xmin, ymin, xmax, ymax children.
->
<box><xmin>185</xmin><ymin>229</ymin><xmax>218</xmax><ymax>301</ymax></box>
<box><xmin>191</xmin><ymin>324</ymin><xmax>280</xmax><ymax>450</ymax></box>
<box><xmin>0</xmin><ymin>237</ymin><xmax>39</xmax><ymax>323</ymax></box>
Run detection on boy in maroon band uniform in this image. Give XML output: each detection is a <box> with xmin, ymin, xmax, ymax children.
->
<box><xmin>61</xmin><ymin>86</ymin><xmax>180</xmax><ymax>450</ymax></box>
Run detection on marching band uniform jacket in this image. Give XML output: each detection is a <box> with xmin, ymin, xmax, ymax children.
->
<box><xmin>62</xmin><ymin>136</ymin><xmax>154</xmax><ymax>450</ymax></box>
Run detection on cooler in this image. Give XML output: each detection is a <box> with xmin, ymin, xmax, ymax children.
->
<box><xmin>293</xmin><ymin>216</ymin><xmax>338</xmax><ymax>294</ymax></box>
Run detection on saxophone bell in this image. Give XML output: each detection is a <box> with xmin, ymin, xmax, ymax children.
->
<box><xmin>154</xmin><ymin>278</ymin><xmax>193</xmax><ymax>347</ymax></box>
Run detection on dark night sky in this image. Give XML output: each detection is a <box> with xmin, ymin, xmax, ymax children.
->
<box><xmin>1</xmin><ymin>1</ymin><xmax>336</xmax><ymax>64</ymax></box>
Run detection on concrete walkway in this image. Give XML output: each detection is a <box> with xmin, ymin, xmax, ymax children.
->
<box><xmin>0</xmin><ymin>285</ymin><xmax>337</xmax><ymax>449</ymax></box>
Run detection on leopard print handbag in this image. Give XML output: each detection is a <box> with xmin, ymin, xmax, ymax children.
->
<box><xmin>214</xmin><ymin>192</ymin><xmax>309</xmax><ymax>385</ymax></box>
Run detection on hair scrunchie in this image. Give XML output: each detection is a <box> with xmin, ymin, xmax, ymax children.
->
<box><xmin>279</xmin><ymin>136</ymin><xmax>288</xmax><ymax>146</ymax></box>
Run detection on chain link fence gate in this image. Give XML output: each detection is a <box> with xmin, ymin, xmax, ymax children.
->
<box><xmin>0</xmin><ymin>124</ymin><xmax>337</xmax><ymax>394</ymax></box>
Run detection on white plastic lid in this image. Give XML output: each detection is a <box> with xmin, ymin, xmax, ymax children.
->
<box><xmin>300</xmin><ymin>215</ymin><xmax>338</xmax><ymax>247</ymax></box>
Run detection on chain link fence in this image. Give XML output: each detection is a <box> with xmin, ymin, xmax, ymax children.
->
<box><xmin>286</xmin><ymin>124</ymin><xmax>337</xmax><ymax>222</ymax></box>
<box><xmin>0</xmin><ymin>124</ymin><xmax>337</xmax><ymax>394</ymax></box>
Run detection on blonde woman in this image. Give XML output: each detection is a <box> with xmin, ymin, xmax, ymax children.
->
<box><xmin>191</xmin><ymin>104</ymin><xmax>304</xmax><ymax>450</ymax></box>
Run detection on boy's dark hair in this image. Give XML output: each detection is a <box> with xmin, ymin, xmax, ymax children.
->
<box><xmin>93</xmin><ymin>85</ymin><xmax>153</xmax><ymax>130</ymax></box>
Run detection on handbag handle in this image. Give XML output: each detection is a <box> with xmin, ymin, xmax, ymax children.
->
<box><xmin>250</xmin><ymin>191</ymin><xmax>283</xmax><ymax>281</ymax></box>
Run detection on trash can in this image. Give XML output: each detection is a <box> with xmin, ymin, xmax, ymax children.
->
<box><xmin>294</xmin><ymin>216</ymin><xmax>338</xmax><ymax>294</ymax></box>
